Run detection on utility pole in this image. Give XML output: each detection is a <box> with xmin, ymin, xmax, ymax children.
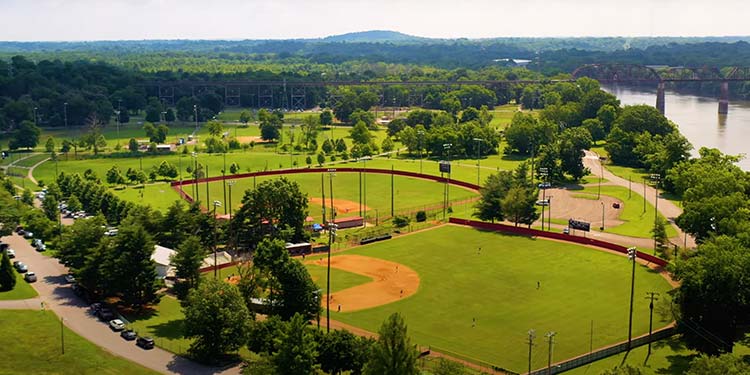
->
<box><xmin>212</xmin><ymin>200</ymin><xmax>222</xmax><ymax>278</ymax></box>
<box><xmin>473</xmin><ymin>138</ymin><xmax>483</xmax><ymax>187</ymax></box>
<box><xmin>650</xmin><ymin>174</ymin><xmax>661</xmax><ymax>254</ymax></box>
<box><xmin>546</xmin><ymin>331</ymin><xmax>556</xmax><ymax>375</ymax></box>
<box><xmin>391</xmin><ymin>165</ymin><xmax>394</xmax><ymax>218</ymax></box>
<box><xmin>60</xmin><ymin>317</ymin><xmax>65</xmax><ymax>355</ymax></box>
<box><xmin>646</xmin><ymin>292</ymin><xmax>659</xmax><ymax>355</ymax></box>
<box><xmin>326</xmin><ymin>169</ymin><xmax>337</xmax><ymax>333</ymax></box>
<box><xmin>527</xmin><ymin>329</ymin><xmax>536</xmax><ymax>375</ymax></box>
<box><xmin>539</xmin><ymin>168</ymin><xmax>548</xmax><ymax>230</ymax></box>
<box><xmin>627</xmin><ymin>247</ymin><xmax>637</xmax><ymax>349</ymax></box>
<box><xmin>222</xmin><ymin>153</ymin><xmax>227</xmax><ymax>215</ymax></box>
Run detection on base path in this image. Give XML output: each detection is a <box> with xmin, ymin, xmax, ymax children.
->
<box><xmin>307</xmin><ymin>255</ymin><xmax>419</xmax><ymax>312</ymax></box>
<box><xmin>0</xmin><ymin>233</ymin><xmax>240</xmax><ymax>375</ymax></box>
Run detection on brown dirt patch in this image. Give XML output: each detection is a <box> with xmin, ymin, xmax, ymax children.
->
<box><xmin>306</xmin><ymin>254</ymin><xmax>420</xmax><ymax>312</ymax></box>
<box><xmin>542</xmin><ymin>186</ymin><xmax>624</xmax><ymax>227</ymax></box>
<box><xmin>309</xmin><ymin>197</ymin><xmax>370</xmax><ymax>216</ymax></box>
<box><xmin>236</xmin><ymin>136</ymin><xmax>270</xmax><ymax>144</ymax></box>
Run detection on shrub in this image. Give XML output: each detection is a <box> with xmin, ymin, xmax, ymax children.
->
<box><xmin>392</xmin><ymin>215</ymin><xmax>410</xmax><ymax>228</ymax></box>
<box><xmin>415</xmin><ymin>211</ymin><xmax>427</xmax><ymax>222</ymax></box>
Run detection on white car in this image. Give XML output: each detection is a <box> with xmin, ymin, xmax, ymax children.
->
<box><xmin>64</xmin><ymin>274</ymin><xmax>76</xmax><ymax>284</ymax></box>
<box><xmin>109</xmin><ymin>319</ymin><xmax>125</xmax><ymax>331</ymax></box>
<box><xmin>6</xmin><ymin>249</ymin><xmax>15</xmax><ymax>258</ymax></box>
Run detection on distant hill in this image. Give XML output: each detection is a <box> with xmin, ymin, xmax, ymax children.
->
<box><xmin>322</xmin><ymin>30</ymin><xmax>425</xmax><ymax>43</ymax></box>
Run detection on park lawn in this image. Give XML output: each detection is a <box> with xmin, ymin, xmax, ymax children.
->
<box><xmin>10</xmin><ymin>153</ymin><xmax>48</xmax><ymax>168</ymax></box>
<box><xmin>578</xmin><ymin>185</ymin><xmax>678</xmax><ymax>238</ymax></box>
<box><xmin>0</xmin><ymin>310</ymin><xmax>157</xmax><ymax>374</ymax></box>
<box><xmin>0</xmin><ymin>271</ymin><xmax>39</xmax><ymax>300</ymax></box>
<box><xmin>110</xmin><ymin>183</ymin><xmax>183</xmax><ymax>212</ymax></box>
<box><xmin>193</xmin><ymin>171</ymin><xmax>478</xmax><ymax>221</ymax></box>
<box><xmin>123</xmin><ymin>295</ymin><xmax>191</xmax><ymax>356</ymax></box>
<box><xmin>565</xmin><ymin>335</ymin><xmax>750</xmax><ymax>375</ymax></box>
<box><xmin>605</xmin><ymin>164</ymin><xmax>651</xmax><ymax>185</ymax></box>
<box><xmin>325</xmin><ymin>225</ymin><xmax>674</xmax><ymax>373</ymax></box>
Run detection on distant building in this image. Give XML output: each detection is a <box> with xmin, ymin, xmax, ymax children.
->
<box><xmin>151</xmin><ymin>245</ymin><xmax>176</xmax><ymax>279</ymax></box>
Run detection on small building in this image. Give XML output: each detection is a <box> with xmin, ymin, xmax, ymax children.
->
<box><xmin>151</xmin><ymin>245</ymin><xmax>176</xmax><ymax>279</ymax></box>
<box><xmin>333</xmin><ymin>216</ymin><xmax>364</xmax><ymax>229</ymax></box>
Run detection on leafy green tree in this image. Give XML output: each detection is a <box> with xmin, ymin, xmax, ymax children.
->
<box><xmin>45</xmin><ymin>137</ymin><xmax>56</xmax><ymax>153</ymax></box>
<box><xmin>405</xmin><ymin>109</ymin><xmax>434</xmax><ymax>128</ymax></box>
<box><xmin>350</xmin><ymin>109</ymin><xmax>376</xmax><ymax>129</ymax></box>
<box><xmin>433</xmin><ymin>358</ymin><xmax>466</xmax><ymax>375</ymax></box>
<box><xmin>229</xmin><ymin>162</ymin><xmax>240</xmax><ymax>174</ymax></box>
<box><xmin>110</xmin><ymin>222</ymin><xmax>160</xmax><ymax>306</ymax></box>
<box><xmin>335</xmin><ymin>138</ymin><xmax>347</xmax><ymax>153</ymax></box>
<box><xmin>317</xmin><ymin>152</ymin><xmax>325</xmax><ymax>166</ymax></box>
<box><xmin>239</xmin><ymin>110</ymin><xmax>252</xmax><ymax>124</ymax></box>
<box><xmin>9</xmin><ymin>120</ymin><xmax>40</xmax><ymax>150</ymax></box>
<box><xmin>502</xmin><ymin>186</ymin><xmax>539</xmax><ymax>227</ymax></box>
<box><xmin>128</xmin><ymin>138</ymin><xmax>139</xmax><ymax>153</ymax></box>
<box><xmin>673</xmin><ymin>236</ymin><xmax>750</xmax><ymax>354</ymax></box>
<box><xmin>460</xmin><ymin>107</ymin><xmax>480</xmax><ymax>123</ymax></box>
<box><xmin>171</xmin><ymin>236</ymin><xmax>206</xmax><ymax>300</ymax></box>
<box><xmin>596</xmin><ymin>104</ymin><xmax>618</xmax><ymax>133</ymax></box>
<box><xmin>440</xmin><ymin>96</ymin><xmax>462</xmax><ymax>115</ymax></box>
<box><xmin>41</xmin><ymin>193</ymin><xmax>59</xmax><ymax>221</ymax></box>
<box><xmin>273</xmin><ymin>313</ymin><xmax>319</xmax><ymax>375</ymax></box>
<box><xmin>685</xmin><ymin>353</ymin><xmax>750</xmax><ymax>375</ymax></box>
<box><xmin>184</xmin><ymin>278</ymin><xmax>252</xmax><ymax>363</ymax></box>
<box><xmin>21</xmin><ymin>188</ymin><xmax>33</xmax><ymax>206</ymax></box>
<box><xmin>381</xmin><ymin>137</ymin><xmax>394</xmax><ymax>153</ymax></box>
<box><xmin>156</xmin><ymin>124</ymin><xmax>169</xmax><ymax>143</ymax></box>
<box><xmin>651</xmin><ymin>218</ymin><xmax>669</xmax><ymax>254</ymax></box>
<box><xmin>350</xmin><ymin>121</ymin><xmax>372</xmax><ymax>145</ymax></box>
<box><xmin>473</xmin><ymin>171</ymin><xmax>514</xmax><ymax>222</ymax></box>
<box><xmin>317</xmin><ymin>329</ymin><xmax>374</xmax><ymax>375</ymax></box>
<box><xmin>0</xmin><ymin>251</ymin><xmax>16</xmax><ymax>291</ymax></box>
<box><xmin>582</xmin><ymin>118</ymin><xmax>605</xmax><ymax>142</ymax></box>
<box><xmin>558</xmin><ymin>127</ymin><xmax>592</xmax><ymax>180</ymax></box>
<box><xmin>260</xmin><ymin>123</ymin><xmax>280</xmax><ymax>141</ymax></box>
<box><xmin>230</xmin><ymin>178</ymin><xmax>309</xmax><ymax>249</ymax></box>
<box><xmin>66</xmin><ymin>194</ymin><xmax>82</xmax><ymax>213</ymax></box>
<box><xmin>600</xmin><ymin>364</ymin><xmax>644</xmax><ymax>375</ymax></box>
<box><xmin>164</xmin><ymin>108</ymin><xmax>176</xmax><ymax>122</ymax></box>
<box><xmin>305</xmin><ymin>156</ymin><xmax>312</xmax><ymax>166</ymax></box>
<box><xmin>319</xmin><ymin>109</ymin><xmax>333</xmax><ymax>125</ymax></box>
<box><xmin>363</xmin><ymin>313</ymin><xmax>419</xmax><ymax>375</ymax></box>
<box><xmin>144</xmin><ymin>97</ymin><xmax>163</xmax><ymax>123</ymax></box>
<box><xmin>207</xmin><ymin>120</ymin><xmax>224</xmax><ymax>137</ymax></box>
<box><xmin>106</xmin><ymin>165</ymin><xmax>126</xmax><ymax>185</ymax></box>
<box><xmin>176</xmin><ymin>96</ymin><xmax>197</xmax><ymax>122</ymax></box>
<box><xmin>157</xmin><ymin>161</ymin><xmax>178</xmax><ymax>179</ymax></box>
<box><xmin>321</xmin><ymin>139</ymin><xmax>334</xmax><ymax>154</ymax></box>
<box><xmin>57</xmin><ymin>215</ymin><xmax>107</xmax><ymax>271</ymax></box>
<box><xmin>387</xmin><ymin>118</ymin><xmax>407</xmax><ymax>137</ymax></box>
<box><xmin>300</xmin><ymin>115</ymin><xmax>320</xmax><ymax>150</ymax></box>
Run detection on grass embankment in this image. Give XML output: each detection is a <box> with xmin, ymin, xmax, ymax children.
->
<box><xmin>0</xmin><ymin>310</ymin><xmax>157</xmax><ymax>374</ymax></box>
<box><xmin>0</xmin><ymin>271</ymin><xmax>39</xmax><ymax>301</ymax></box>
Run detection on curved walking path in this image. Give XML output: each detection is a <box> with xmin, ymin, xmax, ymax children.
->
<box><xmin>0</xmin><ymin>233</ymin><xmax>241</xmax><ymax>375</ymax></box>
<box><xmin>583</xmin><ymin>150</ymin><xmax>696</xmax><ymax>248</ymax></box>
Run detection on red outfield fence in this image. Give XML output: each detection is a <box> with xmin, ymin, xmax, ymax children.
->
<box><xmin>448</xmin><ymin>218</ymin><xmax>669</xmax><ymax>268</ymax></box>
<box><xmin>170</xmin><ymin>167</ymin><xmax>481</xmax><ymax>205</ymax></box>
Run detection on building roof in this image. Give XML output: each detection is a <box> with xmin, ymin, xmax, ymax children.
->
<box><xmin>151</xmin><ymin>245</ymin><xmax>176</xmax><ymax>267</ymax></box>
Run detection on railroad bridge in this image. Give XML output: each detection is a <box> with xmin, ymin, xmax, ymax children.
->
<box><xmin>143</xmin><ymin>64</ymin><xmax>750</xmax><ymax>115</ymax></box>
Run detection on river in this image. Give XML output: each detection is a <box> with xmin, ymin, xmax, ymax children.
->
<box><xmin>602</xmin><ymin>85</ymin><xmax>750</xmax><ymax>170</ymax></box>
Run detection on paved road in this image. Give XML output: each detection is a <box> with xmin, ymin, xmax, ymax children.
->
<box><xmin>1</xmin><ymin>233</ymin><xmax>241</xmax><ymax>375</ymax></box>
<box><xmin>583</xmin><ymin>150</ymin><xmax>696</xmax><ymax>248</ymax></box>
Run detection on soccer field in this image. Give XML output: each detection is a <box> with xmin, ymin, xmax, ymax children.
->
<box><xmin>315</xmin><ymin>225</ymin><xmax>674</xmax><ymax>373</ymax></box>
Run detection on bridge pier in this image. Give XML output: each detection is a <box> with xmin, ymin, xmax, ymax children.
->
<box><xmin>719</xmin><ymin>81</ymin><xmax>729</xmax><ymax>114</ymax></box>
<box><xmin>655</xmin><ymin>81</ymin><xmax>665</xmax><ymax>115</ymax></box>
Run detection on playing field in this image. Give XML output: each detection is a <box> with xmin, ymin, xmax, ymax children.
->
<box><xmin>314</xmin><ymin>225</ymin><xmax>674</xmax><ymax>373</ymax></box>
<box><xmin>187</xmin><ymin>171</ymin><xmax>479</xmax><ymax>221</ymax></box>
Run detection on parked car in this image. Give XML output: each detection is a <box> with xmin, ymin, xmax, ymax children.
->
<box><xmin>109</xmin><ymin>319</ymin><xmax>126</xmax><ymax>331</ymax></box>
<box><xmin>6</xmin><ymin>249</ymin><xmax>15</xmax><ymax>258</ymax></box>
<box><xmin>89</xmin><ymin>302</ymin><xmax>102</xmax><ymax>313</ymax></box>
<box><xmin>563</xmin><ymin>227</ymin><xmax>570</xmax><ymax>235</ymax></box>
<box><xmin>136</xmin><ymin>336</ymin><xmax>155</xmax><ymax>349</ymax></box>
<box><xmin>23</xmin><ymin>231</ymin><xmax>34</xmax><ymax>239</ymax></box>
<box><xmin>98</xmin><ymin>308</ymin><xmax>115</xmax><ymax>321</ymax></box>
<box><xmin>0</xmin><ymin>242</ymin><xmax>8</xmax><ymax>251</ymax></box>
<box><xmin>14</xmin><ymin>226</ymin><xmax>23</xmax><ymax>234</ymax></box>
<box><xmin>120</xmin><ymin>329</ymin><xmax>137</xmax><ymax>341</ymax></box>
<box><xmin>538</xmin><ymin>182</ymin><xmax>552</xmax><ymax>189</ymax></box>
<box><xmin>24</xmin><ymin>272</ymin><xmax>37</xmax><ymax>282</ymax></box>
<box><xmin>14</xmin><ymin>262</ymin><xmax>28</xmax><ymax>273</ymax></box>
<box><xmin>64</xmin><ymin>274</ymin><xmax>76</xmax><ymax>284</ymax></box>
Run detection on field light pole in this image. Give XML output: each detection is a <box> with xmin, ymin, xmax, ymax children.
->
<box><xmin>222</xmin><ymin>153</ymin><xmax>227</xmax><ymax>215</ymax></box>
<box><xmin>443</xmin><ymin>143</ymin><xmax>452</xmax><ymax>220</ymax></box>
<box><xmin>527</xmin><ymin>329</ymin><xmax>536</xmax><ymax>374</ymax></box>
<box><xmin>646</xmin><ymin>291</ymin><xmax>659</xmax><ymax>355</ymax></box>
<box><xmin>627</xmin><ymin>247</ymin><xmax>637</xmax><ymax>349</ymax></box>
<box><xmin>650</xmin><ymin>174</ymin><xmax>661</xmax><ymax>254</ymax></box>
<box><xmin>193</xmin><ymin>104</ymin><xmax>198</xmax><ymax>132</ymax></box>
<box><xmin>600</xmin><ymin>201</ymin><xmax>605</xmax><ymax>231</ymax></box>
<box><xmin>473</xmin><ymin>138</ymin><xmax>484</xmax><ymax>187</ymax></box>
<box><xmin>212</xmin><ymin>200</ymin><xmax>222</xmax><ymax>279</ymax></box>
<box><xmin>546</xmin><ymin>331</ymin><xmax>556</xmax><ymax>375</ymax></box>
<box><xmin>228</xmin><ymin>180</ymin><xmax>235</xmax><ymax>252</ymax></box>
<box><xmin>539</xmin><ymin>168</ymin><xmax>548</xmax><ymax>231</ymax></box>
<box><xmin>192</xmin><ymin>152</ymin><xmax>199</xmax><ymax>203</ymax></box>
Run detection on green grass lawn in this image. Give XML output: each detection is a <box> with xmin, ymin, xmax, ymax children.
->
<box><xmin>123</xmin><ymin>295</ymin><xmax>191</xmax><ymax>355</ymax></box>
<box><xmin>565</xmin><ymin>335</ymin><xmax>750</xmax><ymax>375</ymax></box>
<box><xmin>110</xmin><ymin>183</ymin><xmax>183</xmax><ymax>212</ymax></box>
<box><xmin>192</xmin><ymin>171</ymin><xmax>478</xmax><ymax>221</ymax></box>
<box><xmin>322</xmin><ymin>225</ymin><xmax>674</xmax><ymax>373</ymax></box>
<box><xmin>575</xmin><ymin>185</ymin><xmax>678</xmax><ymax>238</ymax></box>
<box><xmin>305</xmin><ymin>262</ymin><xmax>372</xmax><ymax>295</ymax></box>
<box><xmin>0</xmin><ymin>271</ymin><xmax>39</xmax><ymax>300</ymax></box>
<box><xmin>0</xmin><ymin>310</ymin><xmax>157</xmax><ymax>374</ymax></box>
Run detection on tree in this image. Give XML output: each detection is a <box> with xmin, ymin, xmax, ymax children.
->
<box><xmin>171</xmin><ymin>236</ymin><xmax>206</xmax><ymax>300</ymax></box>
<box><xmin>239</xmin><ymin>110</ymin><xmax>252</xmax><ymax>125</ymax></box>
<box><xmin>300</xmin><ymin>115</ymin><xmax>321</xmax><ymax>150</ymax></box>
<box><xmin>156</xmin><ymin>161</ymin><xmax>178</xmax><ymax>180</ymax></box>
<box><xmin>260</xmin><ymin>123</ymin><xmax>280</xmax><ymax>141</ymax></box>
<box><xmin>405</xmin><ymin>109</ymin><xmax>434</xmax><ymax>128</ymax></box>
<box><xmin>110</xmin><ymin>222</ymin><xmax>160</xmax><ymax>307</ymax></box>
<box><xmin>350</xmin><ymin>121</ymin><xmax>372</xmax><ymax>145</ymax></box>
<box><xmin>9</xmin><ymin>120</ymin><xmax>40</xmax><ymax>150</ymax></box>
<box><xmin>184</xmin><ymin>278</ymin><xmax>252</xmax><ymax>363</ymax></box>
<box><xmin>164</xmin><ymin>108</ymin><xmax>176</xmax><ymax>122</ymax></box>
<box><xmin>686</xmin><ymin>353</ymin><xmax>750</xmax><ymax>375</ymax></box>
<box><xmin>45</xmin><ymin>137</ymin><xmax>56</xmax><ymax>153</ymax></box>
<box><xmin>305</xmin><ymin>156</ymin><xmax>312</xmax><ymax>166</ymax></box>
<box><xmin>318</xmin><ymin>329</ymin><xmax>373</xmax><ymax>375</ymax></box>
<box><xmin>229</xmin><ymin>162</ymin><xmax>240</xmax><ymax>174</ymax></box>
<box><xmin>600</xmin><ymin>365</ymin><xmax>644</xmax><ymax>375</ymax></box>
<box><xmin>207</xmin><ymin>120</ymin><xmax>224</xmax><ymax>137</ymax></box>
<box><xmin>501</xmin><ymin>186</ymin><xmax>539</xmax><ymax>227</ymax></box>
<box><xmin>0</xmin><ymin>251</ymin><xmax>16</xmax><ymax>291</ymax></box>
<box><xmin>319</xmin><ymin>109</ymin><xmax>333</xmax><ymax>125</ymax></box>
<box><xmin>473</xmin><ymin>171</ymin><xmax>514</xmax><ymax>222</ymax></box>
<box><xmin>381</xmin><ymin>137</ymin><xmax>394</xmax><ymax>153</ymax></box>
<box><xmin>363</xmin><ymin>313</ymin><xmax>419</xmax><ymax>375</ymax></box>
<box><xmin>321</xmin><ymin>139</ymin><xmax>334</xmax><ymax>154</ymax></box>
<box><xmin>156</xmin><ymin>124</ymin><xmax>169</xmax><ymax>143</ymax></box>
<box><xmin>128</xmin><ymin>138</ymin><xmax>139</xmax><ymax>153</ymax></box>
<box><xmin>433</xmin><ymin>358</ymin><xmax>466</xmax><ymax>375</ymax></box>
<box><xmin>41</xmin><ymin>193</ymin><xmax>59</xmax><ymax>221</ymax></box>
<box><xmin>317</xmin><ymin>152</ymin><xmax>325</xmax><ymax>166</ymax></box>
<box><xmin>230</xmin><ymin>178</ymin><xmax>309</xmax><ymax>249</ymax></box>
<box><xmin>387</xmin><ymin>118</ymin><xmax>407</xmax><ymax>137</ymax></box>
<box><xmin>67</xmin><ymin>194</ymin><xmax>82</xmax><ymax>213</ymax></box>
<box><xmin>651</xmin><ymin>218</ymin><xmax>669</xmax><ymax>254</ymax></box>
<box><xmin>273</xmin><ymin>313</ymin><xmax>319</xmax><ymax>375</ymax></box>
<box><xmin>106</xmin><ymin>165</ymin><xmax>126</xmax><ymax>185</ymax></box>
<box><xmin>57</xmin><ymin>215</ymin><xmax>107</xmax><ymax>271</ymax></box>
<box><xmin>144</xmin><ymin>97</ymin><xmax>163</xmax><ymax>123</ymax></box>
<box><xmin>672</xmin><ymin>236</ymin><xmax>750</xmax><ymax>354</ymax></box>
<box><xmin>176</xmin><ymin>96</ymin><xmax>197</xmax><ymax>122</ymax></box>
<box><xmin>350</xmin><ymin>109</ymin><xmax>376</xmax><ymax>129</ymax></box>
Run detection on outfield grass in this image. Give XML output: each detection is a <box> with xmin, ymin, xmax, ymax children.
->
<box><xmin>575</xmin><ymin>185</ymin><xmax>678</xmax><ymax>238</ymax></box>
<box><xmin>0</xmin><ymin>271</ymin><xmax>39</xmax><ymax>300</ymax></box>
<box><xmin>193</xmin><ymin>171</ymin><xmax>478</xmax><ymax>221</ymax></box>
<box><xmin>110</xmin><ymin>183</ymin><xmax>183</xmax><ymax>212</ymax></box>
<box><xmin>320</xmin><ymin>225</ymin><xmax>673</xmax><ymax>373</ymax></box>
<box><xmin>0</xmin><ymin>310</ymin><xmax>157</xmax><ymax>374</ymax></box>
<box><xmin>306</xmin><ymin>263</ymin><xmax>373</xmax><ymax>295</ymax></box>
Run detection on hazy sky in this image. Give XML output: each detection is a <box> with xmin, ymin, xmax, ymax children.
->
<box><xmin>1</xmin><ymin>0</ymin><xmax>748</xmax><ymax>41</ymax></box>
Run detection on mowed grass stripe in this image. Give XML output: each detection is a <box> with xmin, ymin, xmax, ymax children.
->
<box><xmin>326</xmin><ymin>225</ymin><xmax>673</xmax><ymax>373</ymax></box>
